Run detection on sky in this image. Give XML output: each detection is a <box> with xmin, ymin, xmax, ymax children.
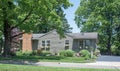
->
<box><xmin>64</xmin><ymin>0</ymin><xmax>80</xmax><ymax>33</ymax></box>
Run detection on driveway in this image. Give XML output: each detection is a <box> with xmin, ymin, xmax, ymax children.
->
<box><xmin>97</xmin><ymin>55</ymin><xmax>120</xmax><ymax>62</ymax></box>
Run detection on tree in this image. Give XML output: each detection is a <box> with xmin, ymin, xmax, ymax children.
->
<box><xmin>75</xmin><ymin>0</ymin><xmax>120</xmax><ymax>54</ymax></box>
<box><xmin>35</xmin><ymin>4</ymin><xmax>72</xmax><ymax>33</ymax></box>
<box><xmin>0</xmin><ymin>0</ymin><xmax>71</xmax><ymax>57</ymax></box>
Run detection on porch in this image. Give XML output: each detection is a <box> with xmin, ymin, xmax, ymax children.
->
<box><xmin>72</xmin><ymin>39</ymin><xmax>96</xmax><ymax>52</ymax></box>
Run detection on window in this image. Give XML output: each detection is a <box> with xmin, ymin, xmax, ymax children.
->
<box><xmin>79</xmin><ymin>40</ymin><xmax>83</xmax><ymax>48</ymax></box>
<box><xmin>42</xmin><ymin>41</ymin><xmax>45</xmax><ymax>47</ymax></box>
<box><xmin>41</xmin><ymin>40</ymin><xmax>50</xmax><ymax>51</ymax></box>
<box><xmin>65</xmin><ymin>40</ymin><xmax>69</xmax><ymax>44</ymax></box>
<box><xmin>46</xmin><ymin>40</ymin><xmax>50</xmax><ymax>46</ymax></box>
<box><xmin>65</xmin><ymin>40</ymin><xmax>69</xmax><ymax>50</ymax></box>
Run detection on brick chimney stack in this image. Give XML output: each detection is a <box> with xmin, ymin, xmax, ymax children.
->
<box><xmin>22</xmin><ymin>33</ymin><xmax>32</xmax><ymax>52</ymax></box>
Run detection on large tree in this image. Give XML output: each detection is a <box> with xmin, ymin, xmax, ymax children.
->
<box><xmin>36</xmin><ymin>6</ymin><xmax>72</xmax><ymax>33</ymax></box>
<box><xmin>75</xmin><ymin>0</ymin><xmax>120</xmax><ymax>54</ymax></box>
<box><xmin>0</xmin><ymin>0</ymin><xmax>71</xmax><ymax>57</ymax></box>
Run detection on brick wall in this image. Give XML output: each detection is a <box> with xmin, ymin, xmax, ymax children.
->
<box><xmin>22</xmin><ymin>33</ymin><xmax>32</xmax><ymax>52</ymax></box>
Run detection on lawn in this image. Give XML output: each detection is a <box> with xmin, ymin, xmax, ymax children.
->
<box><xmin>0</xmin><ymin>56</ymin><xmax>95</xmax><ymax>63</ymax></box>
<box><xmin>0</xmin><ymin>64</ymin><xmax>118</xmax><ymax>71</ymax></box>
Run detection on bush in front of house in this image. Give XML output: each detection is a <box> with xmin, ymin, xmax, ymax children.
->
<box><xmin>60</xmin><ymin>50</ymin><xmax>74</xmax><ymax>57</ymax></box>
<box><xmin>93</xmin><ymin>49</ymin><xmax>100</xmax><ymax>57</ymax></box>
<box><xmin>32</xmin><ymin>50</ymin><xmax>37</xmax><ymax>55</ymax></box>
<box><xmin>22</xmin><ymin>51</ymin><xmax>32</xmax><ymax>56</ymax></box>
<box><xmin>16</xmin><ymin>50</ymin><xmax>23</xmax><ymax>56</ymax></box>
<box><xmin>16</xmin><ymin>51</ymin><xmax>32</xmax><ymax>56</ymax></box>
<box><xmin>79</xmin><ymin>49</ymin><xmax>90</xmax><ymax>60</ymax></box>
<box><xmin>40</xmin><ymin>51</ymin><xmax>52</xmax><ymax>56</ymax></box>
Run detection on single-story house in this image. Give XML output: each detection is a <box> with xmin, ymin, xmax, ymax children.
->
<box><xmin>20</xmin><ymin>30</ymin><xmax>98</xmax><ymax>54</ymax></box>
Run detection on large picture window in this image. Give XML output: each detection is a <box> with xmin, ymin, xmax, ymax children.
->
<box><xmin>41</xmin><ymin>40</ymin><xmax>50</xmax><ymax>51</ymax></box>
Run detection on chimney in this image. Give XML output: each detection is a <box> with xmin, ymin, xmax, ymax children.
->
<box><xmin>22</xmin><ymin>33</ymin><xmax>32</xmax><ymax>52</ymax></box>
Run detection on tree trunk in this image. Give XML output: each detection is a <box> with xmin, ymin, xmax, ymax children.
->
<box><xmin>107</xmin><ymin>36</ymin><xmax>111</xmax><ymax>55</ymax></box>
<box><xmin>2</xmin><ymin>20</ymin><xmax>12</xmax><ymax>57</ymax></box>
<box><xmin>0</xmin><ymin>38</ymin><xmax>3</xmax><ymax>53</ymax></box>
<box><xmin>106</xmin><ymin>25</ymin><xmax>112</xmax><ymax>55</ymax></box>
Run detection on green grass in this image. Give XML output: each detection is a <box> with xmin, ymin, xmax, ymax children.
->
<box><xmin>0</xmin><ymin>56</ymin><xmax>95</xmax><ymax>63</ymax></box>
<box><xmin>0</xmin><ymin>64</ymin><xmax>118</xmax><ymax>71</ymax></box>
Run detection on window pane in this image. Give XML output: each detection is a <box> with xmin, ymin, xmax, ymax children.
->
<box><xmin>46</xmin><ymin>47</ymin><xmax>50</xmax><ymax>51</ymax></box>
<box><xmin>46</xmin><ymin>40</ymin><xmax>50</xmax><ymax>46</ymax></box>
<box><xmin>41</xmin><ymin>47</ymin><xmax>45</xmax><ymax>50</ymax></box>
<box><xmin>42</xmin><ymin>40</ymin><xmax>45</xmax><ymax>46</ymax></box>
<box><xmin>47</xmin><ymin>44</ymin><xmax>50</xmax><ymax>46</ymax></box>
<box><xmin>47</xmin><ymin>40</ymin><xmax>50</xmax><ymax>43</ymax></box>
<box><xmin>65</xmin><ymin>46</ymin><xmax>69</xmax><ymax>50</ymax></box>
<box><xmin>42</xmin><ymin>41</ymin><xmax>45</xmax><ymax>43</ymax></box>
<box><xmin>65</xmin><ymin>40</ymin><xmax>69</xmax><ymax>44</ymax></box>
<box><xmin>42</xmin><ymin>44</ymin><xmax>45</xmax><ymax>46</ymax></box>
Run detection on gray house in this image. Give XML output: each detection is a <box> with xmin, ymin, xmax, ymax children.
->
<box><xmin>21</xmin><ymin>30</ymin><xmax>98</xmax><ymax>53</ymax></box>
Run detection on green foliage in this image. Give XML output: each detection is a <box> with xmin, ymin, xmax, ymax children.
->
<box><xmin>36</xmin><ymin>49</ymin><xmax>43</xmax><ymax>55</ymax></box>
<box><xmin>111</xmin><ymin>45</ymin><xmax>120</xmax><ymax>56</ymax></box>
<box><xmin>39</xmin><ymin>51</ymin><xmax>52</xmax><ymax>56</ymax></box>
<box><xmin>0</xmin><ymin>64</ymin><xmax>117</xmax><ymax>71</ymax></box>
<box><xmin>0</xmin><ymin>0</ymin><xmax>72</xmax><ymax>56</ymax></box>
<box><xmin>60</xmin><ymin>50</ymin><xmax>74</xmax><ymax>57</ymax></box>
<box><xmin>93</xmin><ymin>49</ymin><xmax>100</xmax><ymax>57</ymax></box>
<box><xmin>22</xmin><ymin>51</ymin><xmax>32</xmax><ymax>56</ymax></box>
<box><xmin>15</xmin><ymin>50</ymin><xmax>23</xmax><ymax>56</ymax></box>
<box><xmin>79</xmin><ymin>50</ymin><xmax>90</xmax><ymax>57</ymax></box>
<box><xmin>75</xmin><ymin>0</ymin><xmax>120</xmax><ymax>55</ymax></box>
<box><xmin>98</xmin><ymin>46</ymin><xmax>107</xmax><ymax>54</ymax></box>
<box><xmin>32</xmin><ymin>50</ymin><xmax>37</xmax><ymax>55</ymax></box>
<box><xmin>79</xmin><ymin>50</ymin><xmax>90</xmax><ymax>60</ymax></box>
<box><xmin>16</xmin><ymin>51</ymin><xmax>32</xmax><ymax>56</ymax></box>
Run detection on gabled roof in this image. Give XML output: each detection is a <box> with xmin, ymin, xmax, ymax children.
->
<box><xmin>32</xmin><ymin>34</ymin><xmax>44</xmax><ymax>40</ymax></box>
<box><xmin>31</xmin><ymin>30</ymin><xmax>98</xmax><ymax>40</ymax></box>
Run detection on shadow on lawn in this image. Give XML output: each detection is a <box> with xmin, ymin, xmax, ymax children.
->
<box><xmin>0</xmin><ymin>56</ymin><xmax>64</xmax><ymax>65</ymax></box>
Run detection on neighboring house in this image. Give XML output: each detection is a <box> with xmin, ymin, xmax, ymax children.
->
<box><xmin>20</xmin><ymin>30</ymin><xmax>98</xmax><ymax>54</ymax></box>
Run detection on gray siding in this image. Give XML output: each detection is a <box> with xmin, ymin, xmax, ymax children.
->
<box><xmin>38</xmin><ymin>32</ymin><xmax>73</xmax><ymax>54</ymax></box>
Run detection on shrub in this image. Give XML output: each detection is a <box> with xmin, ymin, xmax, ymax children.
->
<box><xmin>93</xmin><ymin>49</ymin><xmax>100</xmax><ymax>57</ymax></box>
<box><xmin>22</xmin><ymin>51</ymin><xmax>32</xmax><ymax>56</ymax></box>
<box><xmin>84</xmin><ymin>54</ymin><xmax>90</xmax><ymax>60</ymax></box>
<box><xmin>111</xmin><ymin>45</ymin><xmax>120</xmax><ymax>56</ymax></box>
<box><xmin>40</xmin><ymin>51</ymin><xmax>52</xmax><ymax>56</ymax></box>
<box><xmin>79</xmin><ymin>49</ymin><xmax>90</xmax><ymax>60</ymax></box>
<box><xmin>16</xmin><ymin>50</ymin><xmax>23</xmax><ymax>56</ymax></box>
<box><xmin>16</xmin><ymin>51</ymin><xmax>32</xmax><ymax>56</ymax></box>
<box><xmin>60</xmin><ymin>50</ymin><xmax>74</xmax><ymax>57</ymax></box>
<box><xmin>32</xmin><ymin>50</ymin><xmax>37</xmax><ymax>55</ymax></box>
<box><xmin>37</xmin><ymin>49</ymin><xmax>43</xmax><ymax>55</ymax></box>
<box><xmin>98</xmin><ymin>46</ymin><xmax>107</xmax><ymax>54</ymax></box>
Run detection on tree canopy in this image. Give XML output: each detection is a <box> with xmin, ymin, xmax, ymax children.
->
<box><xmin>0</xmin><ymin>0</ymin><xmax>72</xmax><ymax>56</ymax></box>
<box><xmin>75</xmin><ymin>0</ymin><xmax>120</xmax><ymax>54</ymax></box>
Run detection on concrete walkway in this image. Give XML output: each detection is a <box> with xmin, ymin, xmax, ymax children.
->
<box><xmin>33</xmin><ymin>55</ymin><xmax>120</xmax><ymax>69</ymax></box>
<box><xmin>34</xmin><ymin>61</ymin><xmax>120</xmax><ymax>69</ymax></box>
